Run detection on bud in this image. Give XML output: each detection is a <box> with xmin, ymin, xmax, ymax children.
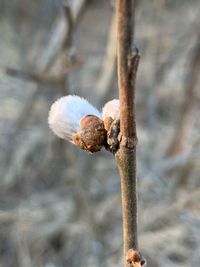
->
<box><xmin>102</xmin><ymin>99</ymin><xmax>120</xmax><ymax>153</ymax></box>
<box><xmin>48</xmin><ymin>95</ymin><xmax>106</xmax><ymax>153</ymax></box>
<box><xmin>126</xmin><ymin>249</ymin><xmax>146</xmax><ymax>267</ymax></box>
<box><xmin>48</xmin><ymin>96</ymin><xmax>121</xmax><ymax>153</ymax></box>
<box><xmin>102</xmin><ymin>99</ymin><xmax>120</xmax><ymax>121</ymax></box>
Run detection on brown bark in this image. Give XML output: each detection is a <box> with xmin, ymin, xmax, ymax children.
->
<box><xmin>115</xmin><ymin>1</ymin><xmax>142</xmax><ymax>266</ymax></box>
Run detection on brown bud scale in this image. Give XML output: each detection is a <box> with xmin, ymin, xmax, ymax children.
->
<box><xmin>103</xmin><ymin>116</ymin><xmax>114</xmax><ymax>132</ymax></box>
<box><xmin>72</xmin><ymin>115</ymin><xmax>106</xmax><ymax>153</ymax></box>
<box><xmin>104</xmin><ymin>118</ymin><xmax>120</xmax><ymax>153</ymax></box>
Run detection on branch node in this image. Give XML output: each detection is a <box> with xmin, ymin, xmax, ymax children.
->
<box><xmin>118</xmin><ymin>133</ymin><xmax>138</xmax><ymax>149</ymax></box>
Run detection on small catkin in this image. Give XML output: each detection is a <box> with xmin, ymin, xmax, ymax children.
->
<box><xmin>102</xmin><ymin>99</ymin><xmax>120</xmax><ymax>121</ymax></box>
<box><xmin>48</xmin><ymin>96</ymin><xmax>120</xmax><ymax>153</ymax></box>
<box><xmin>48</xmin><ymin>95</ymin><xmax>101</xmax><ymax>141</ymax></box>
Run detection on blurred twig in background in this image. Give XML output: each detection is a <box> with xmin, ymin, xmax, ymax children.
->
<box><xmin>95</xmin><ymin>12</ymin><xmax>117</xmax><ymax>105</ymax></box>
<box><xmin>1</xmin><ymin>58</ymin><xmax>83</xmax><ymax>86</ymax></box>
<box><xmin>1</xmin><ymin>0</ymin><xmax>86</xmax><ymax>187</ymax></box>
<box><xmin>166</xmin><ymin>38</ymin><xmax>200</xmax><ymax>157</ymax></box>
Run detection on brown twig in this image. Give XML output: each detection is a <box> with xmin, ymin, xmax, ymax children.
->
<box><xmin>115</xmin><ymin>1</ymin><xmax>142</xmax><ymax>266</ymax></box>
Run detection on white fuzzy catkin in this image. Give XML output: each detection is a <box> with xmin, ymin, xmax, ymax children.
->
<box><xmin>102</xmin><ymin>99</ymin><xmax>120</xmax><ymax>120</ymax></box>
<box><xmin>48</xmin><ymin>95</ymin><xmax>101</xmax><ymax>140</ymax></box>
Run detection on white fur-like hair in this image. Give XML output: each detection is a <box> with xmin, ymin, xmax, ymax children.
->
<box><xmin>102</xmin><ymin>99</ymin><xmax>120</xmax><ymax>120</ymax></box>
<box><xmin>48</xmin><ymin>95</ymin><xmax>101</xmax><ymax>140</ymax></box>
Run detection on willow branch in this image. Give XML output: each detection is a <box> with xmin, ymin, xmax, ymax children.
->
<box><xmin>115</xmin><ymin>1</ymin><xmax>142</xmax><ymax>267</ymax></box>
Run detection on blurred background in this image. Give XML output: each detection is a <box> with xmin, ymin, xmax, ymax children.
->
<box><xmin>0</xmin><ymin>0</ymin><xmax>200</xmax><ymax>266</ymax></box>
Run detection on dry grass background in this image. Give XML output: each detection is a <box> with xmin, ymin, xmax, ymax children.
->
<box><xmin>0</xmin><ymin>0</ymin><xmax>200</xmax><ymax>267</ymax></box>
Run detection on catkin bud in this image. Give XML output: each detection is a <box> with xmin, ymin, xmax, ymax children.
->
<box><xmin>102</xmin><ymin>99</ymin><xmax>120</xmax><ymax>121</ymax></box>
<box><xmin>48</xmin><ymin>95</ymin><xmax>106</xmax><ymax>153</ymax></box>
<box><xmin>102</xmin><ymin>99</ymin><xmax>120</xmax><ymax>153</ymax></box>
